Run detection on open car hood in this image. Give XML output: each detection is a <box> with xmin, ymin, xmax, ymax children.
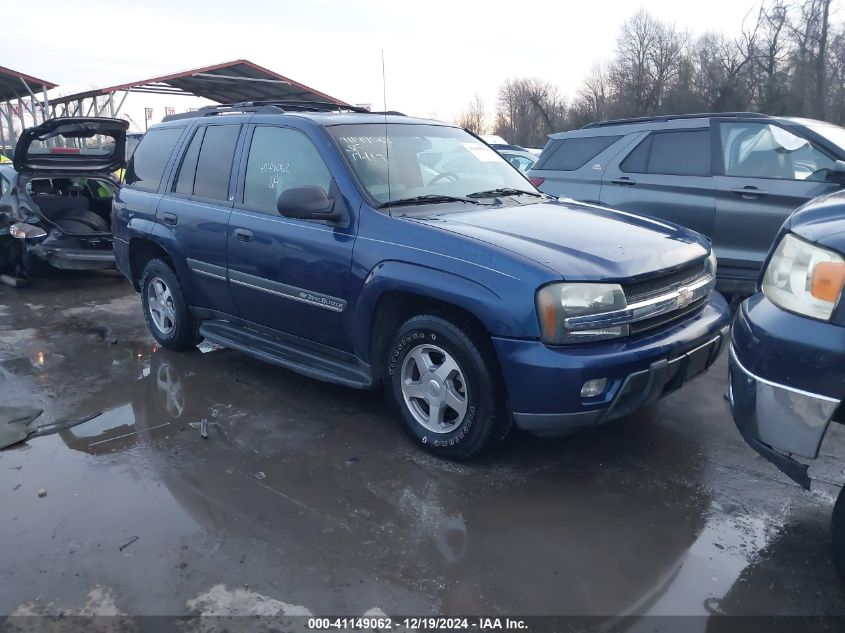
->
<box><xmin>13</xmin><ymin>117</ymin><xmax>129</xmax><ymax>173</ymax></box>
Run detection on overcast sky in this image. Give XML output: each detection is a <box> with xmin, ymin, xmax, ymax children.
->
<box><xmin>8</xmin><ymin>0</ymin><xmax>770</xmax><ymax>132</ymax></box>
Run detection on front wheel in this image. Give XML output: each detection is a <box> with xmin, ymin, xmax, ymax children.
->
<box><xmin>140</xmin><ymin>258</ymin><xmax>200</xmax><ymax>351</ymax></box>
<box><xmin>384</xmin><ymin>315</ymin><xmax>510</xmax><ymax>459</ymax></box>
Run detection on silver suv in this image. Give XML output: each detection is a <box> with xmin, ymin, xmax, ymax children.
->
<box><xmin>528</xmin><ymin>112</ymin><xmax>845</xmax><ymax>294</ymax></box>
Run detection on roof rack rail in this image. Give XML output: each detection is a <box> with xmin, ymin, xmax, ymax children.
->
<box><xmin>232</xmin><ymin>100</ymin><xmax>371</xmax><ymax>113</ymax></box>
<box><xmin>582</xmin><ymin>111</ymin><xmax>769</xmax><ymax>129</ymax></box>
<box><xmin>162</xmin><ymin>100</ymin><xmax>373</xmax><ymax>122</ymax></box>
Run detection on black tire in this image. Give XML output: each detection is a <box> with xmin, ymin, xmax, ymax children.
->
<box><xmin>140</xmin><ymin>258</ymin><xmax>200</xmax><ymax>351</ymax></box>
<box><xmin>54</xmin><ymin>209</ymin><xmax>109</xmax><ymax>233</ymax></box>
<box><xmin>832</xmin><ymin>486</ymin><xmax>845</xmax><ymax>581</ymax></box>
<box><xmin>53</xmin><ymin>219</ymin><xmax>94</xmax><ymax>234</ymax></box>
<box><xmin>384</xmin><ymin>314</ymin><xmax>510</xmax><ymax>459</ymax></box>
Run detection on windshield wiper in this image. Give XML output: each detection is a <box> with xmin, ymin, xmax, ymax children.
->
<box><xmin>378</xmin><ymin>194</ymin><xmax>483</xmax><ymax>209</ymax></box>
<box><xmin>466</xmin><ymin>188</ymin><xmax>544</xmax><ymax>199</ymax></box>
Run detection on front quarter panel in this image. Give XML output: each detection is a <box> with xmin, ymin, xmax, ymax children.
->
<box><xmin>348</xmin><ymin>208</ymin><xmax>556</xmax><ymax>361</ymax></box>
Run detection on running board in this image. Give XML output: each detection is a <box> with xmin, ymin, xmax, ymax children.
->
<box><xmin>199</xmin><ymin>320</ymin><xmax>374</xmax><ymax>389</ymax></box>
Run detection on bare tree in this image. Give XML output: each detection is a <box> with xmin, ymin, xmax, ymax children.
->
<box><xmin>566</xmin><ymin>1</ymin><xmax>845</xmax><ymax>128</ymax></box>
<box><xmin>493</xmin><ymin>78</ymin><xmax>568</xmax><ymax>147</ymax></box>
<box><xmin>572</xmin><ymin>63</ymin><xmax>611</xmax><ymax>126</ymax></box>
<box><xmin>455</xmin><ymin>95</ymin><xmax>488</xmax><ymax>135</ymax></box>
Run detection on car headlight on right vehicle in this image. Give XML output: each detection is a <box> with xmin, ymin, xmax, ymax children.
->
<box><xmin>762</xmin><ymin>233</ymin><xmax>845</xmax><ymax>321</ymax></box>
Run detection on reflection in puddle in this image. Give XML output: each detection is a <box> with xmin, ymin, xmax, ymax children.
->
<box><xmin>635</xmin><ymin>502</ymin><xmax>774</xmax><ymax>619</ymax></box>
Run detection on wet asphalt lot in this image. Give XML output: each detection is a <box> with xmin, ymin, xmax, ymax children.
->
<box><xmin>2</xmin><ymin>272</ymin><xmax>845</xmax><ymax>625</ymax></box>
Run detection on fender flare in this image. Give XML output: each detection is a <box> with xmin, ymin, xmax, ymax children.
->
<box><xmin>126</xmin><ymin>222</ymin><xmax>181</xmax><ymax>286</ymax></box>
<box><xmin>349</xmin><ymin>259</ymin><xmax>509</xmax><ymax>361</ymax></box>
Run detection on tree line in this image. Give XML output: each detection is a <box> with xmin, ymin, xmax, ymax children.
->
<box><xmin>457</xmin><ymin>0</ymin><xmax>842</xmax><ymax>147</ymax></box>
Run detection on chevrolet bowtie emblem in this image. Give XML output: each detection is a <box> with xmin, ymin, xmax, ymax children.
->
<box><xmin>676</xmin><ymin>286</ymin><xmax>694</xmax><ymax>308</ymax></box>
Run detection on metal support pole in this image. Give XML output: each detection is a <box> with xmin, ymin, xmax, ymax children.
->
<box><xmin>42</xmin><ymin>86</ymin><xmax>49</xmax><ymax>122</ymax></box>
<box><xmin>16</xmin><ymin>97</ymin><xmax>26</xmax><ymax>138</ymax></box>
<box><xmin>4</xmin><ymin>101</ymin><xmax>16</xmax><ymax>149</ymax></box>
<box><xmin>0</xmin><ymin>105</ymin><xmax>7</xmax><ymax>158</ymax></box>
<box><xmin>113</xmin><ymin>90</ymin><xmax>129</xmax><ymax>118</ymax></box>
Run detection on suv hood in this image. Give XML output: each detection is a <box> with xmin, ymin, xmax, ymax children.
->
<box><xmin>786</xmin><ymin>190</ymin><xmax>845</xmax><ymax>252</ymax></box>
<box><xmin>415</xmin><ymin>199</ymin><xmax>710</xmax><ymax>281</ymax></box>
<box><xmin>13</xmin><ymin>117</ymin><xmax>129</xmax><ymax>173</ymax></box>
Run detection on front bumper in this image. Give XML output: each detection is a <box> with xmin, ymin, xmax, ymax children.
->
<box><xmin>494</xmin><ymin>293</ymin><xmax>732</xmax><ymax>436</ymax></box>
<box><xmin>728</xmin><ymin>294</ymin><xmax>843</xmax><ymax>488</ymax></box>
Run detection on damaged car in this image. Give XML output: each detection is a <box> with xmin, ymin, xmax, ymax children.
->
<box><xmin>0</xmin><ymin>117</ymin><xmax>128</xmax><ymax>280</ymax></box>
<box><xmin>728</xmin><ymin>190</ymin><xmax>845</xmax><ymax>572</ymax></box>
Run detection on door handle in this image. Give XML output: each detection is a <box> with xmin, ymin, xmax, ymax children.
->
<box><xmin>234</xmin><ymin>228</ymin><xmax>254</xmax><ymax>242</ymax></box>
<box><xmin>611</xmin><ymin>177</ymin><xmax>636</xmax><ymax>186</ymax></box>
<box><xmin>732</xmin><ymin>186</ymin><xmax>769</xmax><ymax>199</ymax></box>
<box><xmin>161</xmin><ymin>212</ymin><xmax>178</xmax><ymax>225</ymax></box>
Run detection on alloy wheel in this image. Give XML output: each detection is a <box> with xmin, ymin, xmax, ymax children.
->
<box><xmin>400</xmin><ymin>343</ymin><xmax>469</xmax><ymax>434</ymax></box>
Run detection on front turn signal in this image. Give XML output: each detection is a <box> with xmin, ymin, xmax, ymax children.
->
<box><xmin>811</xmin><ymin>261</ymin><xmax>845</xmax><ymax>303</ymax></box>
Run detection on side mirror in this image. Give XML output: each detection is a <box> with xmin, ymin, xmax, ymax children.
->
<box><xmin>826</xmin><ymin>160</ymin><xmax>845</xmax><ymax>185</ymax></box>
<box><xmin>276</xmin><ymin>186</ymin><xmax>342</xmax><ymax>222</ymax></box>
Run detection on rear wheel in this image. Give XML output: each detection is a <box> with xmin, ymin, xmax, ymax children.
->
<box><xmin>140</xmin><ymin>258</ymin><xmax>200</xmax><ymax>351</ymax></box>
<box><xmin>384</xmin><ymin>315</ymin><xmax>510</xmax><ymax>459</ymax></box>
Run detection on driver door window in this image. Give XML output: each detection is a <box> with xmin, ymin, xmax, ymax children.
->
<box><xmin>243</xmin><ymin>126</ymin><xmax>331</xmax><ymax>214</ymax></box>
<box><xmin>719</xmin><ymin>122</ymin><xmax>833</xmax><ymax>181</ymax></box>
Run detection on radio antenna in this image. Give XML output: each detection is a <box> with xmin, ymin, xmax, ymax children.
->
<box><xmin>381</xmin><ymin>49</ymin><xmax>392</xmax><ymax>215</ymax></box>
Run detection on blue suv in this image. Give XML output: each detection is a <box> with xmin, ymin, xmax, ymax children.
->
<box><xmin>113</xmin><ymin>101</ymin><xmax>731</xmax><ymax>459</ymax></box>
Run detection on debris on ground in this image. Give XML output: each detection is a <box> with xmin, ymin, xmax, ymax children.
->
<box><xmin>188</xmin><ymin>419</ymin><xmax>212</xmax><ymax>438</ymax></box>
<box><xmin>0</xmin><ymin>274</ymin><xmax>29</xmax><ymax>289</ymax></box>
<box><xmin>254</xmin><ymin>471</ymin><xmax>266</xmax><ymax>480</ymax></box>
<box><xmin>37</xmin><ymin>488</ymin><xmax>46</xmax><ymax>498</ymax></box>
<box><xmin>119</xmin><ymin>536</ymin><xmax>140</xmax><ymax>552</ymax></box>
<box><xmin>0</xmin><ymin>406</ymin><xmax>43</xmax><ymax>449</ymax></box>
<box><xmin>0</xmin><ymin>408</ymin><xmax>101</xmax><ymax>450</ymax></box>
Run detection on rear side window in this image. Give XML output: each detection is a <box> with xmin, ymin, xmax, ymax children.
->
<box><xmin>242</xmin><ymin>126</ymin><xmax>331</xmax><ymax>214</ymax></box>
<box><xmin>621</xmin><ymin>130</ymin><xmax>711</xmax><ymax>176</ymax></box>
<box><xmin>124</xmin><ymin>127</ymin><xmax>184</xmax><ymax>192</ymax></box>
<box><xmin>538</xmin><ymin>135</ymin><xmax>621</xmax><ymax>171</ymax></box>
<box><xmin>173</xmin><ymin>128</ymin><xmax>205</xmax><ymax>195</ymax></box>
<box><xmin>192</xmin><ymin>125</ymin><xmax>241</xmax><ymax>201</ymax></box>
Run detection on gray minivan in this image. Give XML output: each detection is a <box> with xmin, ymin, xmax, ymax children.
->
<box><xmin>528</xmin><ymin>112</ymin><xmax>845</xmax><ymax>294</ymax></box>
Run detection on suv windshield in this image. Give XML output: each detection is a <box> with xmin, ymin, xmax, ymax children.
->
<box><xmin>804</xmin><ymin>121</ymin><xmax>845</xmax><ymax>153</ymax></box>
<box><xmin>328</xmin><ymin>123</ymin><xmax>537</xmax><ymax>206</ymax></box>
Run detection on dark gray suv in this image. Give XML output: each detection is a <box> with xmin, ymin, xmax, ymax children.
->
<box><xmin>528</xmin><ymin>112</ymin><xmax>845</xmax><ymax>294</ymax></box>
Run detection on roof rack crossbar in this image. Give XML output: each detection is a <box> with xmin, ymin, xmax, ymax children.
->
<box><xmin>582</xmin><ymin>111</ymin><xmax>769</xmax><ymax>129</ymax></box>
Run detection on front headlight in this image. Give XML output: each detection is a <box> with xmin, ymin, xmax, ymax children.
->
<box><xmin>762</xmin><ymin>233</ymin><xmax>845</xmax><ymax>321</ymax></box>
<box><xmin>9</xmin><ymin>222</ymin><xmax>47</xmax><ymax>240</ymax></box>
<box><xmin>536</xmin><ymin>283</ymin><xmax>627</xmax><ymax>344</ymax></box>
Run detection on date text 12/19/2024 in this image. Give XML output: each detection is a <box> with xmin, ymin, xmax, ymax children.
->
<box><xmin>307</xmin><ymin>617</ymin><xmax>529</xmax><ymax>631</ymax></box>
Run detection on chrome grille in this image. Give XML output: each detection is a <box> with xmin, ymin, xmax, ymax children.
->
<box><xmin>563</xmin><ymin>270</ymin><xmax>715</xmax><ymax>334</ymax></box>
<box><xmin>623</xmin><ymin>263</ymin><xmax>705</xmax><ymax>303</ymax></box>
<box><xmin>629</xmin><ymin>297</ymin><xmax>707</xmax><ymax>335</ymax></box>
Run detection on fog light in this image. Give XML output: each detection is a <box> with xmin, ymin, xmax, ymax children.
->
<box><xmin>581</xmin><ymin>378</ymin><xmax>607</xmax><ymax>398</ymax></box>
